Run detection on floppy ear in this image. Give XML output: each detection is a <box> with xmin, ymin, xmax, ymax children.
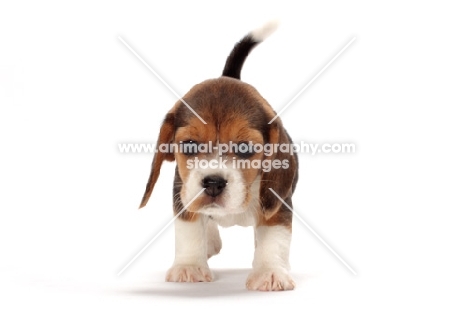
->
<box><xmin>139</xmin><ymin>112</ymin><xmax>175</xmax><ymax>208</ymax></box>
<box><xmin>259</xmin><ymin>120</ymin><xmax>298</xmax><ymax>219</ymax></box>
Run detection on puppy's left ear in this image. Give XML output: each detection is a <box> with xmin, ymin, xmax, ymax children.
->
<box><xmin>259</xmin><ymin>120</ymin><xmax>298</xmax><ymax>219</ymax></box>
<box><xmin>139</xmin><ymin>112</ymin><xmax>175</xmax><ymax>208</ymax></box>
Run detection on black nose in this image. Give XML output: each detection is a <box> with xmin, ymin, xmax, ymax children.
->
<box><xmin>202</xmin><ymin>175</ymin><xmax>227</xmax><ymax>197</ymax></box>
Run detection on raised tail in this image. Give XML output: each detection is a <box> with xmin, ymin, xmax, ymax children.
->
<box><xmin>222</xmin><ymin>21</ymin><xmax>279</xmax><ymax>80</ymax></box>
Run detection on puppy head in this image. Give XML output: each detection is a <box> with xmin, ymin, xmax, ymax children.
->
<box><xmin>140</xmin><ymin>77</ymin><xmax>297</xmax><ymax>219</ymax></box>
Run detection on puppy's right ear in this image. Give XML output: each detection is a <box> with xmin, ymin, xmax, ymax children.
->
<box><xmin>139</xmin><ymin>112</ymin><xmax>175</xmax><ymax>208</ymax></box>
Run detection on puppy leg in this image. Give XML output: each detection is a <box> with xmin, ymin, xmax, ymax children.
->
<box><xmin>206</xmin><ymin>218</ymin><xmax>222</xmax><ymax>259</ymax></box>
<box><xmin>246</xmin><ymin>225</ymin><xmax>295</xmax><ymax>291</ymax></box>
<box><xmin>166</xmin><ymin>216</ymin><xmax>213</xmax><ymax>282</ymax></box>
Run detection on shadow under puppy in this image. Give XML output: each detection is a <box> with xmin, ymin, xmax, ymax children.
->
<box><xmin>139</xmin><ymin>22</ymin><xmax>299</xmax><ymax>291</ymax></box>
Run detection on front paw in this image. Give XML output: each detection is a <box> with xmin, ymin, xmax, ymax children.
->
<box><xmin>165</xmin><ymin>265</ymin><xmax>213</xmax><ymax>282</ymax></box>
<box><xmin>246</xmin><ymin>268</ymin><xmax>295</xmax><ymax>291</ymax></box>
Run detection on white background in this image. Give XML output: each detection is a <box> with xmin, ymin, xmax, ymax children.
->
<box><xmin>1</xmin><ymin>0</ymin><xmax>467</xmax><ymax>309</ymax></box>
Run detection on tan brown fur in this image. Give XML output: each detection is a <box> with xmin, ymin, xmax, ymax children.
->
<box><xmin>140</xmin><ymin>77</ymin><xmax>298</xmax><ymax>228</ymax></box>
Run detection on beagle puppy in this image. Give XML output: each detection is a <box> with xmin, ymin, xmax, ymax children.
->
<box><xmin>139</xmin><ymin>22</ymin><xmax>298</xmax><ymax>291</ymax></box>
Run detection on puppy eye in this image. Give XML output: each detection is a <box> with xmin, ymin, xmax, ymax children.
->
<box><xmin>181</xmin><ymin>140</ymin><xmax>198</xmax><ymax>156</ymax></box>
<box><xmin>235</xmin><ymin>142</ymin><xmax>255</xmax><ymax>158</ymax></box>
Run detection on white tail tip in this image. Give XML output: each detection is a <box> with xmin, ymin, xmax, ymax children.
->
<box><xmin>250</xmin><ymin>20</ymin><xmax>280</xmax><ymax>42</ymax></box>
